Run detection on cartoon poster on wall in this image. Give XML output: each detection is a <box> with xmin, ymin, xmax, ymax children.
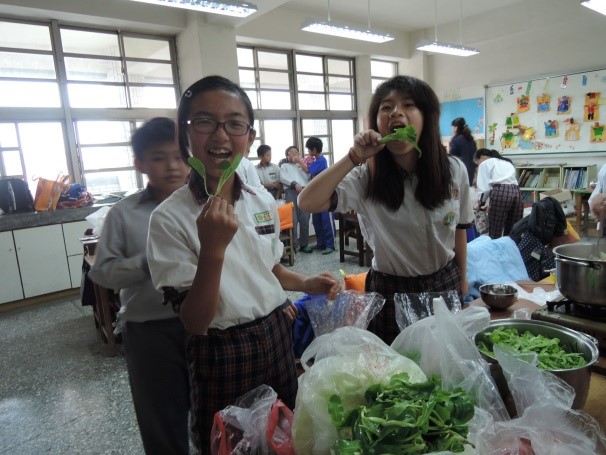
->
<box><xmin>517</xmin><ymin>95</ymin><xmax>530</xmax><ymax>113</ymax></box>
<box><xmin>591</xmin><ymin>122</ymin><xmax>604</xmax><ymax>142</ymax></box>
<box><xmin>584</xmin><ymin>92</ymin><xmax>600</xmax><ymax>122</ymax></box>
<box><xmin>564</xmin><ymin>118</ymin><xmax>580</xmax><ymax>141</ymax></box>
<box><xmin>537</xmin><ymin>93</ymin><xmax>550</xmax><ymax>112</ymax></box>
<box><xmin>557</xmin><ymin>96</ymin><xmax>571</xmax><ymax>115</ymax></box>
<box><xmin>544</xmin><ymin>119</ymin><xmax>559</xmax><ymax>138</ymax></box>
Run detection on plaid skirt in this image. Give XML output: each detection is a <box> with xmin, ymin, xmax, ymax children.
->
<box><xmin>187</xmin><ymin>305</ymin><xmax>298</xmax><ymax>454</ymax></box>
<box><xmin>365</xmin><ymin>260</ymin><xmax>462</xmax><ymax>345</ymax></box>
<box><xmin>488</xmin><ymin>184</ymin><xmax>523</xmax><ymax>239</ymax></box>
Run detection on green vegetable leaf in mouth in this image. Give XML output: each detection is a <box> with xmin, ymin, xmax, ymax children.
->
<box><xmin>380</xmin><ymin>125</ymin><xmax>422</xmax><ymax>157</ymax></box>
<box><xmin>187</xmin><ymin>154</ymin><xmax>242</xmax><ymax>197</ymax></box>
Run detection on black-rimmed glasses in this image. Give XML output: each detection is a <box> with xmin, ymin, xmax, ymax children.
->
<box><xmin>185</xmin><ymin>118</ymin><xmax>252</xmax><ymax>136</ymax></box>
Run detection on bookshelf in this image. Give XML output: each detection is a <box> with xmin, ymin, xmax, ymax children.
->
<box><xmin>514</xmin><ymin>163</ymin><xmax>597</xmax><ymax>204</ymax></box>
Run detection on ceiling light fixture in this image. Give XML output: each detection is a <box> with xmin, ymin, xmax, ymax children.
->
<box><xmin>416</xmin><ymin>0</ymin><xmax>479</xmax><ymax>57</ymax></box>
<box><xmin>125</xmin><ymin>0</ymin><xmax>258</xmax><ymax>18</ymax></box>
<box><xmin>581</xmin><ymin>0</ymin><xmax>606</xmax><ymax>16</ymax></box>
<box><xmin>301</xmin><ymin>0</ymin><xmax>394</xmax><ymax>43</ymax></box>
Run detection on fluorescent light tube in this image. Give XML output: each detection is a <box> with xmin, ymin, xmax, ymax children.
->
<box><xmin>581</xmin><ymin>0</ymin><xmax>606</xmax><ymax>16</ymax></box>
<box><xmin>301</xmin><ymin>19</ymin><xmax>394</xmax><ymax>43</ymax></box>
<box><xmin>416</xmin><ymin>40</ymin><xmax>479</xmax><ymax>57</ymax></box>
<box><xmin>125</xmin><ymin>0</ymin><xmax>258</xmax><ymax>17</ymax></box>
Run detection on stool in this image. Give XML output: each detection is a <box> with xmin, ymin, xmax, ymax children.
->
<box><xmin>337</xmin><ymin>211</ymin><xmax>372</xmax><ymax>267</ymax></box>
<box><xmin>278</xmin><ymin>202</ymin><xmax>296</xmax><ymax>266</ymax></box>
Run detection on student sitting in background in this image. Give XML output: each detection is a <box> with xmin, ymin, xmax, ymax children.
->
<box><xmin>89</xmin><ymin>117</ymin><xmax>191</xmax><ymax>455</ymax></box>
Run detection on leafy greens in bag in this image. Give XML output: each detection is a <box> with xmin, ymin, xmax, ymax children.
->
<box><xmin>328</xmin><ymin>372</ymin><xmax>474</xmax><ymax>454</ymax></box>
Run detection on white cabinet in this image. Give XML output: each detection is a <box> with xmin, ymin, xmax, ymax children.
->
<box><xmin>0</xmin><ymin>231</ymin><xmax>24</xmax><ymax>304</ymax></box>
<box><xmin>13</xmin><ymin>225</ymin><xmax>72</xmax><ymax>298</ymax></box>
<box><xmin>62</xmin><ymin>220</ymin><xmax>92</xmax><ymax>288</ymax></box>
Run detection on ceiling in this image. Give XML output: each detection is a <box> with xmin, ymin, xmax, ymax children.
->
<box><xmin>249</xmin><ymin>0</ymin><xmax>528</xmax><ymax>34</ymax></box>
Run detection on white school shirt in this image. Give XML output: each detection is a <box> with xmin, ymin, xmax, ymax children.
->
<box><xmin>588</xmin><ymin>163</ymin><xmax>606</xmax><ymax>204</ymax></box>
<box><xmin>256</xmin><ymin>162</ymin><xmax>281</xmax><ymax>187</ymax></box>
<box><xmin>237</xmin><ymin>157</ymin><xmax>263</xmax><ymax>188</ymax></box>
<box><xmin>147</xmin><ymin>183</ymin><xmax>286</xmax><ymax>330</ymax></box>
<box><xmin>279</xmin><ymin>162</ymin><xmax>309</xmax><ymax>188</ymax></box>
<box><xmin>476</xmin><ymin>157</ymin><xmax>518</xmax><ymax>193</ymax></box>
<box><xmin>334</xmin><ymin>157</ymin><xmax>473</xmax><ymax>277</ymax></box>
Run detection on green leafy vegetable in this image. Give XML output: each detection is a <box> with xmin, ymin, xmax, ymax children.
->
<box><xmin>476</xmin><ymin>326</ymin><xmax>587</xmax><ymax>370</ymax></box>
<box><xmin>187</xmin><ymin>154</ymin><xmax>243</xmax><ymax>197</ymax></box>
<box><xmin>328</xmin><ymin>372</ymin><xmax>474</xmax><ymax>454</ymax></box>
<box><xmin>380</xmin><ymin>125</ymin><xmax>422</xmax><ymax>157</ymax></box>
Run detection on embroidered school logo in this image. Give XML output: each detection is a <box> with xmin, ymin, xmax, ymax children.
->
<box><xmin>443</xmin><ymin>211</ymin><xmax>456</xmax><ymax>226</ymax></box>
<box><xmin>254</xmin><ymin>210</ymin><xmax>272</xmax><ymax>223</ymax></box>
<box><xmin>451</xmin><ymin>188</ymin><xmax>460</xmax><ymax>199</ymax></box>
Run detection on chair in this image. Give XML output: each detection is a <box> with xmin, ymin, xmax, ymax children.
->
<box><xmin>278</xmin><ymin>202</ymin><xmax>296</xmax><ymax>266</ymax></box>
<box><xmin>337</xmin><ymin>211</ymin><xmax>372</xmax><ymax>267</ymax></box>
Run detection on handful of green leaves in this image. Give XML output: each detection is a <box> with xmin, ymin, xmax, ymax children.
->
<box><xmin>476</xmin><ymin>326</ymin><xmax>587</xmax><ymax>370</ymax></box>
<box><xmin>328</xmin><ymin>372</ymin><xmax>474</xmax><ymax>454</ymax></box>
<box><xmin>187</xmin><ymin>154</ymin><xmax>242</xmax><ymax>197</ymax></box>
<box><xmin>380</xmin><ymin>125</ymin><xmax>422</xmax><ymax>157</ymax></box>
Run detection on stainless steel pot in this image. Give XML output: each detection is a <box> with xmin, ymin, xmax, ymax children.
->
<box><xmin>476</xmin><ymin>319</ymin><xmax>599</xmax><ymax>411</ymax></box>
<box><xmin>552</xmin><ymin>243</ymin><xmax>606</xmax><ymax>306</ymax></box>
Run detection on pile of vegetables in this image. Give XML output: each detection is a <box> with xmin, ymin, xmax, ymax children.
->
<box><xmin>476</xmin><ymin>326</ymin><xmax>587</xmax><ymax>370</ymax></box>
<box><xmin>380</xmin><ymin>125</ymin><xmax>422</xmax><ymax>157</ymax></box>
<box><xmin>328</xmin><ymin>372</ymin><xmax>474</xmax><ymax>454</ymax></box>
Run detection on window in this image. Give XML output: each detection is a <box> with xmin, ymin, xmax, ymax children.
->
<box><xmin>371</xmin><ymin>59</ymin><xmax>398</xmax><ymax>93</ymax></box>
<box><xmin>0</xmin><ymin>18</ymin><xmax>179</xmax><ymax>194</ymax></box>
<box><xmin>238</xmin><ymin>46</ymin><xmax>357</xmax><ymax>167</ymax></box>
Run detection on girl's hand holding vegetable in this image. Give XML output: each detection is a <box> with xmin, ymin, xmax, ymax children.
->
<box><xmin>350</xmin><ymin>130</ymin><xmax>385</xmax><ymax>164</ymax></box>
<box><xmin>303</xmin><ymin>272</ymin><xmax>342</xmax><ymax>300</ymax></box>
<box><xmin>196</xmin><ymin>196</ymin><xmax>238</xmax><ymax>252</ymax></box>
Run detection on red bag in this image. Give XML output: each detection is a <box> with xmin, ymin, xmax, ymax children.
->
<box><xmin>266</xmin><ymin>400</ymin><xmax>294</xmax><ymax>455</ymax></box>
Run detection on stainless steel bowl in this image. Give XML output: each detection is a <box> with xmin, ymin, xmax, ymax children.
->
<box><xmin>475</xmin><ymin>319</ymin><xmax>599</xmax><ymax>411</ymax></box>
<box><xmin>479</xmin><ymin>284</ymin><xmax>518</xmax><ymax>310</ymax></box>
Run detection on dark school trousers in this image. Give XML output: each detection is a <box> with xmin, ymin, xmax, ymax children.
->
<box><xmin>124</xmin><ymin>317</ymin><xmax>190</xmax><ymax>455</ymax></box>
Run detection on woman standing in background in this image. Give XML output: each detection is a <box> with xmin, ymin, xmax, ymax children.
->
<box><xmin>449</xmin><ymin>117</ymin><xmax>477</xmax><ymax>185</ymax></box>
<box><xmin>474</xmin><ymin>148</ymin><xmax>523</xmax><ymax>239</ymax></box>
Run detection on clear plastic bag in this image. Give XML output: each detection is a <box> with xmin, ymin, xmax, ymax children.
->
<box><xmin>470</xmin><ymin>346</ymin><xmax>606</xmax><ymax>454</ymax></box>
<box><xmin>293</xmin><ymin>327</ymin><xmax>427</xmax><ymax>454</ymax></box>
<box><xmin>305</xmin><ymin>290</ymin><xmax>384</xmax><ymax>337</ymax></box>
<box><xmin>394</xmin><ymin>290</ymin><xmax>462</xmax><ymax>330</ymax></box>
<box><xmin>211</xmin><ymin>385</ymin><xmax>278</xmax><ymax>455</ymax></box>
<box><xmin>391</xmin><ymin>298</ymin><xmax>511</xmax><ymax>424</ymax></box>
<box><xmin>85</xmin><ymin>205</ymin><xmax>111</xmax><ymax>236</ymax></box>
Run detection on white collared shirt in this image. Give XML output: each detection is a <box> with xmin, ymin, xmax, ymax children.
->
<box><xmin>335</xmin><ymin>157</ymin><xmax>473</xmax><ymax>277</ymax></box>
<box><xmin>279</xmin><ymin>162</ymin><xmax>309</xmax><ymax>188</ymax></box>
<box><xmin>476</xmin><ymin>157</ymin><xmax>518</xmax><ymax>193</ymax></box>
<box><xmin>147</xmin><ymin>183</ymin><xmax>286</xmax><ymax>330</ymax></box>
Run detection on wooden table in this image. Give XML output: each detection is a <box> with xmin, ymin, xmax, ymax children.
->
<box><xmin>574</xmin><ymin>188</ymin><xmax>593</xmax><ymax>234</ymax></box>
<box><xmin>469</xmin><ymin>287</ymin><xmax>605</xmax><ymax>429</ymax></box>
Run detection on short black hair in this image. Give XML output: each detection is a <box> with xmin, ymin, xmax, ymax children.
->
<box><xmin>131</xmin><ymin>117</ymin><xmax>176</xmax><ymax>161</ymax></box>
<box><xmin>257</xmin><ymin>144</ymin><xmax>271</xmax><ymax>157</ymax></box>
<box><xmin>305</xmin><ymin>137</ymin><xmax>323</xmax><ymax>153</ymax></box>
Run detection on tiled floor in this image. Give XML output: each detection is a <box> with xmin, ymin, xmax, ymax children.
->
<box><xmin>0</xmin><ymin>241</ymin><xmax>367</xmax><ymax>455</ymax></box>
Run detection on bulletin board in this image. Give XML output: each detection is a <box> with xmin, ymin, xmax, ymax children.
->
<box><xmin>440</xmin><ymin>98</ymin><xmax>485</xmax><ymax>136</ymax></box>
<box><xmin>485</xmin><ymin>68</ymin><xmax>606</xmax><ymax>155</ymax></box>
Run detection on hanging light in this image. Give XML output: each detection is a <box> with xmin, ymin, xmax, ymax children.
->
<box><xmin>416</xmin><ymin>0</ymin><xmax>479</xmax><ymax>57</ymax></box>
<box><xmin>580</xmin><ymin>0</ymin><xmax>606</xmax><ymax>16</ymax></box>
<box><xmin>124</xmin><ymin>0</ymin><xmax>258</xmax><ymax>18</ymax></box>
<box><xmin>301</xmin><ymin>0</ymin><xmax>394</xmax><ymax>44</ymax></box>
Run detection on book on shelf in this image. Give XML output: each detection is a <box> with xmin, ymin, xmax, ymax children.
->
<box><xmin>544</xmin><ymin>174</ymin><xmax>559</xmax><ymax>188</ymax></box>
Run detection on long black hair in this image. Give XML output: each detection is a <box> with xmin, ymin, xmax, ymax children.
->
<box><xmin>474</xmin><ymin>148</ymin><xmax>513</xmax><ymax>163</ymax></box>
<box><xmin>452</xmin><ymin>117</ymin><xmax>474</xmax><ymax>142</ymax></box>
<box><xmin>366</xmin><ymin>75</ymin><xmax>452</xmax><ymax>210</ymax></box>
<box><xmin>176</xmin><ymin>75</ymin><xmax>255</xmax><ymax>160</ymax></box>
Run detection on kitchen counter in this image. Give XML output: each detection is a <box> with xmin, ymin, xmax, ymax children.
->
<box><xmin>0</xmin><ymin>205</ymin><xmax>102</xmax><ymax>232</ymax></box>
